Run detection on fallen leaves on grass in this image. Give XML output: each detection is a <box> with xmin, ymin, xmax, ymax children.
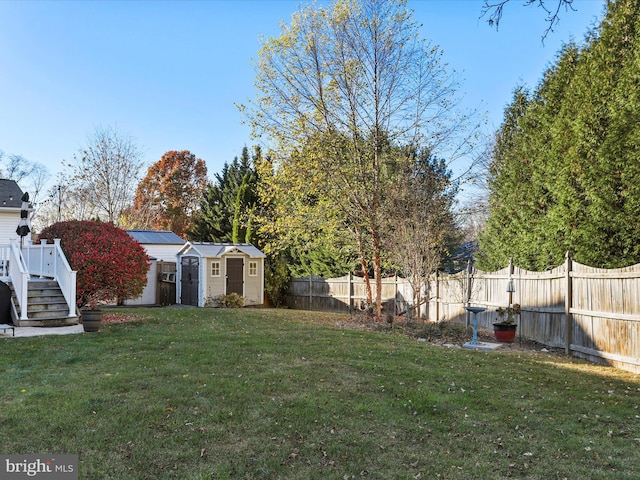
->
<box><xmin>102</xmin><ymin>313</ymin><xmax>143</xmax><ymax>325</ymax></box>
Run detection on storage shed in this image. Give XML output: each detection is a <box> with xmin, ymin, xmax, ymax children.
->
<box><xmin>125</xmin><ymin>230</ymin><xmax>186</xmax><ymax>306</ymax></box>
<box><xmin>176</xmin><ymin>242</ymin><xmax>265</xmax><ymax>307</ymax></box>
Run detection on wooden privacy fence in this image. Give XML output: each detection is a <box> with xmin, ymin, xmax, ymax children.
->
<box><xmin>287</xmin><ymin>273</ymin><xmax>415</xmax><ymax>316</ymax></box>
<box><xmin>287</xmin><ymin>254</ymin><xmax>640</xmax><ymax>374</ymax></box>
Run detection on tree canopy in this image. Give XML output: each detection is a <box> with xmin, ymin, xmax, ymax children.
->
<box><xmin>242</xmin><ymin>0</ymin><xmax>474</xmax><ymax>315</ymax></box>
<box><xmin>189</xmin><ymin>146</ymin><xmax>259</xmax><ymax>244</ymax></box>
<box><xmin>127</xmin><ymin>150</ymin><xmax>208</xmax><ymax>238</ymax></box>
<box><xmin>64</xmin><ymin>126</ymin><xmax>144</xmax><ymax>225</ymax></box>
<box><xmin>477</xmin><ymin>0</ymin><xmax>640</xmax><ymax>270</ymax></box>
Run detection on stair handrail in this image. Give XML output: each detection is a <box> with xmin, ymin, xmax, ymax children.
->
<box><xmin>9</xmin><ymin>240</ymin><xmax>30</xmax><ymax>320</ymax></box>
<box><xmin>49</xmin><ymin>239</ymin><xmax>77</xmax><ymax>317</ymax></box>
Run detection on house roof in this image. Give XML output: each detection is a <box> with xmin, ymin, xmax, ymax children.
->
<box><xmin>127</xmin><ymin>230</ymin><xmax>185</xmax><ymax>245</ymax></box>
<box><xmin>178</xmin><ymin>242</ymin><xmax>265</xmax><ymax>259</ymax></box>
<box><xmin>0</xmin><ymin>179</ymin><xmax>25</xmax><ymax>209</ymax></box>
<box><xmin>442</xmin><ymin>240</ymin><xmax>478</xmax><ymax>274</ymax></box>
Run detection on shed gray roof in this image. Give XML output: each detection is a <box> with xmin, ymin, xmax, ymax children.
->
<box><xmin>0</xmin><ymin>179</ymin><xmax>25</xmax><ymax>209</ymax></box>
<box><xmin>127</xmin><ymin>230</ymin><xmax>185</xmax><ymax>245</ymax></box>
<box><xmin>178</xmin><ymin>242</ymin><xmax>265</xmax><ymax>259</ymax></box>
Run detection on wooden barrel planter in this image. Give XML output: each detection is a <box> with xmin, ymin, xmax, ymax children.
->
<box><xmin>82</xmin><ymin>310</ymin><xmax>103</xmax><ymax>332</ymax></box>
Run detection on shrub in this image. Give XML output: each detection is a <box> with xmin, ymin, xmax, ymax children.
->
<box><xmin>214</xmin><ymin>293</ymin><xmax>245</xmax><ymax>308</ymax></box>
<box><xmin>264</xmin><ymin>253</ymin><xmax>290</xmax><ymax>307</ymax></box>
<box><xmin>39</xmin><ymin>220</ymin><xmax>150</xmax><ymax>309</ymax></box>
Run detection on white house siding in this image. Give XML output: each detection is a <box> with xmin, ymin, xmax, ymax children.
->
<box><xmin>0</xmin><ymin>210</ymin><xmax>23</xmax><ymax>245</ymax></box>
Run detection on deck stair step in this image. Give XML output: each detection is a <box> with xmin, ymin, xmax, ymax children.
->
<box><xmin>10</xmin><ymin>279</ymin><xmax>79</xmax><ymax>327</ymax></box>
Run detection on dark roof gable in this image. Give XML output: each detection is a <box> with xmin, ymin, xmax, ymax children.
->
<box><xmin>0</xmin><ymin>179</ymin><xmax>24</xmax><ymax>208</ymax></box>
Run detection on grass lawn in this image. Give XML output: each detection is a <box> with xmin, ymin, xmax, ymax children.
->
<box><xmin>1</xmin><ymin>307</ymin><xmax>639</xmax><ymax>479</ymax></box>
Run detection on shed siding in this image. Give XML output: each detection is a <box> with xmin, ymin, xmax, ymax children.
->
<box><xmin>206</xmin><ymin>258</ymin><xmax>226</xmax><ymax>300</ymax></box>
<box><xmin>124</xmin><ymin>260</ymin><xmax>157</xmax><ymax>306</ymax></box>
<box><xmin>201</xmin><ymin>255</ymin><xmax>264</xmax><ymax>305</ymax></box>
<box><xmin>245</xmin><ymin>258</ymin><xmax>263</xmax><ymax>305</ymax></box>
<box><xmin>144</xmin><ymin>245</ymin><xmax>184</xmax><ymax>263</ymax></box>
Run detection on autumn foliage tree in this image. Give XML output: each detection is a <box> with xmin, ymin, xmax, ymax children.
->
<box><xmin>39</xmin><ymin>221</ymin><xmax>150</xmax><ymax>309</ymax></box>
<box><xmin>126</xmin><ymin>150</ymin><xmax>208</xmax><ymax>237</ymax></box>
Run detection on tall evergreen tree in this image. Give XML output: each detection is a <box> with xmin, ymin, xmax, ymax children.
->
<box><xmin>478</xmin><ymin>0</ymin><xmax>640</xmax><ymax>270</ymax></box>
<box><xmin>189</xmin><ymin>146</ymin><xmax>259</xmax><ymax>243</ymax></box>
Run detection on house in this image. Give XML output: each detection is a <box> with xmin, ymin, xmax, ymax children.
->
<box><xmin>0</xmin><ymin>179</ymin><xmax>31</xmax><ymax>244</ymax></box>
<box><xmin>0</xmin><ymin>179</ymin><xmax>77</xmax><ymax>326</ymax></box>
<box><xmin>125</xmin><ymin>230</ymin><xmax>186</xmax><ymax>306</ymax></box>
<box><xmin>176</xmin><ymin>242</ymin><xmax>265</xmax><ymax>307</ymax></box>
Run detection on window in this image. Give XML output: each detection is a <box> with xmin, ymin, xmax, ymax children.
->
<box><xmin>211</xmin><ymin>262</ymin><xmax>220</xmax><ymax>277</ymax></box>
<box><xmin>249</xmin><ymin>261</ymin><xmax>257</xmax><ymax>276</ymax></box>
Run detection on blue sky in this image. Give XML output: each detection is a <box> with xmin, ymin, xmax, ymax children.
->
<box><xmin>0</xmin><ymin>0</ymin><xmax>605</xmax><ymax>189</ymax></box>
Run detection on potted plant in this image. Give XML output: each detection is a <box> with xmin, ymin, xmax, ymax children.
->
<box><xmin>493</xmin><ymin>303</ymin><xmax>520</xmax><ymax>342</ymax></box>
<box><xmin>38</xmin><ymin>220</ymin><xmax>150</xmax><ymax>332</ymax></box>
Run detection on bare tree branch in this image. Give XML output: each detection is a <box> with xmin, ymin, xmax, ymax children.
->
<box><xmin>481</xmin><ymin>0</ymin><xmax>577</xmax><ymax>41</ymax></box>
<box><xmin>65</xmin><ymin>125</ymin><xmax>145</xmax><ymax>225</ymax></box>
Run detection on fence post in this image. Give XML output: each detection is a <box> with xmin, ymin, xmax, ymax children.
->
<box><xmin>508</xmin><ymin>257</ymin><xmax>514</xmax><ymax>307</ymax></box>
<box><xmin>349</xmin><ymin>271</ymin><xmax>353</xmax><ymax>314</ymax></box>
<box><xmin>565</xmin><ymin>251</ymin><xmax>573</xmax><ymax>356</ymax></box>
<box><xmin>435</xmin><ymin>271</ymin><xmax>439</xmax><ymax>323</ymax></box>
<box><xmin>465</xmin><ymin>260</ymin><xmax>472</xmax><ymax>328</ymax></box>
<box><xmin>309</xmin><ymin>275</ymin><xmax>312</xmax><ymax>311</ymax></box>
<box><xmin>394</xmin><ymin>274</ymin><xmax>398</xmax><ymax>316</ymax></box>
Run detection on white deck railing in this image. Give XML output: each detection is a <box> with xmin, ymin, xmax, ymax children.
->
<box><xmin>8</xmin><ymin>241</ymin><xmax>30</xmax><ymax>320</ymax></box>
<box><xmin>4</xmin><ymin>239</ymin><xmax>77</xmax><ymax>319</ymax></box>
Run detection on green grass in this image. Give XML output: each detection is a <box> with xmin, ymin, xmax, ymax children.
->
<box><xmin>1</xmin><ymin>308</ymin><xmax>639</xmax><ymax>479</ymax></box>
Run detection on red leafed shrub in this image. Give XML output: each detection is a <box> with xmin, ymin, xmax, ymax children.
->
<box><xmin>39</xmin><ymin>220</ymin><xmax>150</xmax><ymax>309</ymax></box>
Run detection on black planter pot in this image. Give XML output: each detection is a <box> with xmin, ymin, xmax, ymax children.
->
<box><xmin>82</xmin><ymin>309</ymin><xmax>103</xmax><ymax>332</ymax></box>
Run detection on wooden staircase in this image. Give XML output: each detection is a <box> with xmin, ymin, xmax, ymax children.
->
<box><xmin>11</xmin><ymin>279</ymin><xmax>79</xmax><ymax>327</ymax></box>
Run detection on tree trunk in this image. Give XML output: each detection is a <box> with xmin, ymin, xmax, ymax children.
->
<box><xmin>372</xmin><ymin>227</ymin><xmax>383</xmax><ymax>318</ymax></box>
<box><xmin>355</xmin><ymin>225</ymin><xmax>373</xmax><ymax>305</ymax></box>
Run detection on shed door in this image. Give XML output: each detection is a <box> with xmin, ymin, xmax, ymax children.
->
<box><xmin>226</xmin><ymin>258</ymin><xmax>244</xmax><ymax>296</ymax></box>
<box><xmin>181</xmin><ymin>256</ymin><xmax>199</xmax><ymax>306</ymax></box>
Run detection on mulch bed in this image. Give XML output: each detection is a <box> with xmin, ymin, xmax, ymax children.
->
<box><xmin>336</xmin><ymin>313</ymin><xmax>565</xmax><ymax>355</ymax></box>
